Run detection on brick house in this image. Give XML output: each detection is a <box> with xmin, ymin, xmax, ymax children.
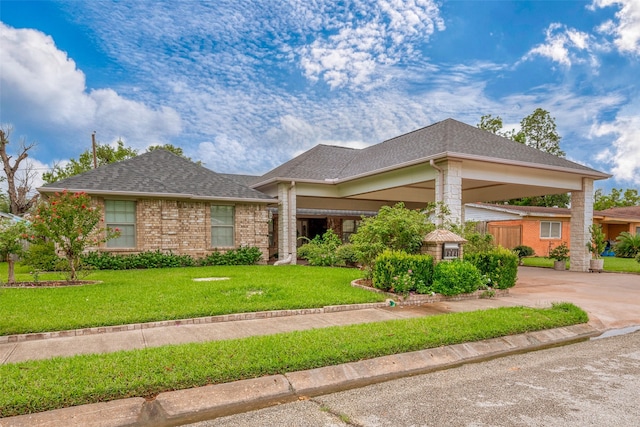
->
<box><xmin>38</xmin><ymin>118</ymin><xmax>612</xmax><ymax>271</ymax></box>
<box><xmin>465</xmin><ymin>203</ymin><xmax>640</xmax><ymax>256</ymax></box>
<box><xmin>37</xmin><ymin>149</ymin><xmax>274</xmax><ymax>263</ymax></box>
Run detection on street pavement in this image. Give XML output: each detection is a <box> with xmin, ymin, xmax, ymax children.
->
<box><xmin>198</xmin><ymin>329</ymin><xmax>640</xmax><ymax>427</ymax></box>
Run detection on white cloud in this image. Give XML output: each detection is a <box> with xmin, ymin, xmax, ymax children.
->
<box><xmin>592</xmin><ymin>113</ymin><xmax>640</xmax><ymax>185</ymax></box>
<box><xmin>591</xmin><ymin>0</ymin><xmax>640</xmax><ymax>55</ymax></box>
<box><xmin>0</xmin><ymin>23</ymin><xmax>182</xmax><ymax>154</ymax></box>
<box><xmin>523</xmin><ymin>23</ymin><xmax>596</xmax><ymax>67</ymax></box>
<box><xmin>297</xmin><ymin>0</ymin><xmax>445</xmax><ymax>89</ymax></box>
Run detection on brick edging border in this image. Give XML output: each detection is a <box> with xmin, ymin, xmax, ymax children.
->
<box><xmin>1</xmin><ymin>281</ymin><xmax>509</xmax><ymax>344</ymax></box>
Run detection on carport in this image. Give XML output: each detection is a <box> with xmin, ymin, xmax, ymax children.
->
<box><xmin>253</xmin><ymin>119</ymin><xmax>610</xmax><ymax>271</ymax></box>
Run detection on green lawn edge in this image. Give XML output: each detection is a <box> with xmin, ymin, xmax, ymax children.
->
<box><xmin>0</xmin><ymin>264</ymin><xmax>383</xmax><ymax>336</ymax></box>
<box><xmin>0</xmin><ymin>303</ymin><xmax>588</xmax><ymax>418</ymax></box>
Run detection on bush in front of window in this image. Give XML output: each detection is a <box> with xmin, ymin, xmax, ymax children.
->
<box><xmin>199</xmin><ymin>246</ymin><xmax>263</xmax><ymax>266</ymax></box>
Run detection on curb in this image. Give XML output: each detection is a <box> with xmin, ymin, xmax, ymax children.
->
<box><xmin>1</xmin><ymin>324</ymin><xmax>600</xmax><ymax>427</ymax></box>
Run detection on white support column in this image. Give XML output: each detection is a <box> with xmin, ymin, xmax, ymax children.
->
<box><xmin>289</xmin><ymin>182</ymin><xmax>297</xmax><ymax>265</ymax></box>
<box><xmin>277</xmin><ymin>181</ymin><xmax>297</xmax><ymax>264</ymax></box>
<box><xmin>434</xmin><ymin>160</ymin><xmax>463</xmax><ymax>226</ymax></box>
<box><xmin>570</xmin><ymin>178</ymin><xmax>594</xmax><ymax>272</ymax></box>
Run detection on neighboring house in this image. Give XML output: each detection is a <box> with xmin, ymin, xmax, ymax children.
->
<box><xmin>37</xmin><ymin>118</ymin><xmax>612</xmax><ymax>271</ymax></box>
<box><xmin>596</xmin><ymin>206</ymin><xmax>640</xmax><ymax>240</ymax></box>
<box><xmin>465</xmin><ymin>203</ymin><xmax>640</xmax><ymax>256</ymax></box>
<box><xmin>37</xmin><ymin>150</ymin><xmax>275</xmax><ymax>262</ymax></box>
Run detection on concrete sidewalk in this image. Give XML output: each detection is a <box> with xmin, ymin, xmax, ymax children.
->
<box><xmin>2</xmin><ymin>267</ymin><xmax>638</xmax><ymax>426</ymax></box>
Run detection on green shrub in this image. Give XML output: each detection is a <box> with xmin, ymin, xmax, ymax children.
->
<box><xmin>432</xmin><ymin>260</ymin><xmax>484</xmax><ymax>296</ymax></box>
<box><xmin>199</xmin><ymin>246</ymin><xmax>262</xmax><ymax>266</ymax></box>
<box><xmin>297</xmin><ymin>230</ymin><xmax>342</xmax><ymax>266</ymax></box>
<box><xmin>614</xmin><ymin>232</ymin><xmax>640</xmax><ymax>258</ymax></box>
<box><xmin>336</xmin><ymin>243</ymin><xmax>358</xmax><ymax>267</ymax></box>
<box><xmin>21</xmin><ymin>240</ymin><xmax>64</xmax><ymax>272</ymax></box>
<box><xmin>372</xmin><ymin>250</ymin><xmax>434</xmax><ymax>293</ymax></box>
<box><xmin>513</xmin><ymin>245</ymin><xmax>535</xmax><ymax>259</ymax></box>
<box><xmin>350</xmin><ymin>203</ymin><xmax>435</xmax><ymax>272</ymax></box>
<box><xmin>82</xmin><ymin>250</ymin><xmax>196</xmax><ymax>270</ymax></box>
<box><xmin>82</xmin><ymin>247</ymin><xmax>262</xmax><ymax>270</ymax></box>
<box><xmin>465</xmin><ymin>246</ymin><xmax>519</xmax><ymax>289</ymax></box>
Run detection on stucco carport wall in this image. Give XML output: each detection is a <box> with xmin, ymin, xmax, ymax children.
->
<box><xmin>92</xmin><ymin>197</ymin><xmax>269</xmax><ymax>263</ymax></box>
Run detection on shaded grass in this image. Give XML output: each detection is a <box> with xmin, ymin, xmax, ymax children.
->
<box><xmin>0</xmin><ymin>264</ymin><xmax>383</xmax><ymax>335</ymax></box>
<box><xmin>521</xmin><ymin>256</ymin><xmax>640</xmax><ymax>273</ymax></box>
<box><xmin>0</xmin><ymin>303</ymin><xmax>588</xmax><ymax>418</ymax></box>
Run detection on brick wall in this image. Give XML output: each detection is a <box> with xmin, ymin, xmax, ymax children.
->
<box><xmin>487</xmin><ymin>218</ymin><xmax>571</xmax><ymax>257</ymax></box>
<box><xmin>94</xmin><ymin>197</ymin><xmax>269</xmax><ymax>264</ymax></box>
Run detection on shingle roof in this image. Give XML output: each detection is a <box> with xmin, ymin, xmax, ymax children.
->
<box><xmin>256</xmin><ymin>144</ymin><xmax>360</xmax><ymax>183</ymax></box>
<box><xmin>256</xmin><ymin>118</ymin><xmax>606</xmax><ymax>183</ymax></box>
<box><xmin>38</xmin><ymin>149</ymin><xmax>274</xmax><ymax>202</ymax></box>
<box><xmin>468</xmin><ymin>203</ymin><xmax>573</xmax><ymax>217</ymax></box>
<box><xmin>597</xmin><ymin>206</ymin><xmax>640</xmax><ymax>220</ymax></box>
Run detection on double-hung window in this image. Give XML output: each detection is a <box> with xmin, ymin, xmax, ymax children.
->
<box><xmin>211</xmin><ymin>205</ymin><xmax>235</xmax><ymax>247</ymax></box>
<box><xmin>105</xmin><ymin>200</ymin><xmax>136</xmax><ymax>248</ymax></box>
<box><xmin>540</xmin><ymin>221</ymin><xmax>562</xmax><ymax>239</ymax></box>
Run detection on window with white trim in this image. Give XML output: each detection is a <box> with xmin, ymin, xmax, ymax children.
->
<box><xmin>211</xmin><ymin>205</ymin><xmax>235</xmax><ymax>247</ymax></box>
<box><xmin>105</xmin><ymin>200</ymin><xmax>136</xmax><ymax>248</ymax></box>
<box><xmin>540</xmin><ymin>221</ymin><xmax>562</xmax><ymax>239</ymax></box>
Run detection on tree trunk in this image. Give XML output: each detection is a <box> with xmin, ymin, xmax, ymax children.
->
<box><xmin>7</xmin><ymin>256</ymin><xmax>16</xmax><ymax>284</ymax></box>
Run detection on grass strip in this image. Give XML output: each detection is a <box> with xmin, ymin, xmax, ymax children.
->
<box><xmin>0</xmin><ymin>264</ymin><xmax>382</xmax><ymax>335</ymax></box>
<box><xmin>0</xmin><ymin>303</ymin><xmax>587</xmax><ymax>418</ymax></box>
<box><xmin>521</xmin><ymin>256</ymin><xmax>640</xmax><ymax>273</ymax></box>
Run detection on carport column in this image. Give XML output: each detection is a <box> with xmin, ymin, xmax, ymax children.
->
<box><xmin>570</xmin><ymin>178</ymin><xmax>594</xmax><ymax>272</ymax></box>
<box><xmin>277</xmin><ymin>181</ymin><xmax>297</xmax><ymax>264</ymax></box>
<box><xmin>435</xmin><ymin>160</ymin><xmax>463</xmax><ymax>226</ymax></box>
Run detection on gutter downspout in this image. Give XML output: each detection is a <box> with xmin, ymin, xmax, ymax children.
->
<box><xmin>430</xmin><ymin>159</ymin><xmax>444</xmax><ymax>226</ymax></box>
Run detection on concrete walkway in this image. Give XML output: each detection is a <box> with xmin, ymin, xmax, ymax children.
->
<box><xmin>2</xmin><ymin>267</ymin><xmax>639</xmax><ymax>426</ymax></box>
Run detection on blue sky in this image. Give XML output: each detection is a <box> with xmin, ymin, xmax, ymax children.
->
<box><xmin>1</xmin><ymin>0</ymin><xmax>639</xmax><ymax>192</ymax></box>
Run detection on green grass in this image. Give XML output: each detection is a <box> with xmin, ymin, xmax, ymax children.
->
<box><xmin>521</xmin><ymin>256</ymin><xmax>640</xmax><ymax>273</ymax></box>
<box><xmin>0</xmin><ymin>303</ymin><xmax>588</xmax><ymax>418</ymax></box>
<box><xmin>0</xmin><ymin>264</ymin><xmax>384</xmax><ymax>335</ymax></box>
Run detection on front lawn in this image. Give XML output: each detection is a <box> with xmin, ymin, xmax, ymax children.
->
<box><xmin>521</xmin><ymin>256</ymin><xmax>640</xmax><ymax>273</ymax></box>
<box><xmin>0</xmin><ymin>303</ymin><xmax>588</xmax><ymax>418</ymax></box>
<box><xmin>0</xmin><ymin>264</ymin><xmax>383</xmax><ymax>335</ymax></box>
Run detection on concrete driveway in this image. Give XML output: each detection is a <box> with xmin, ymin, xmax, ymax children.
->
<box><xmin>510</xmin><ymin>266</ymin><xmax>640</xmax><ymax>330</ymax></box>
<box><xmin>423</xmin><ymin>267</ymin><xmax>640</xmax><ymax>331</ymax></box>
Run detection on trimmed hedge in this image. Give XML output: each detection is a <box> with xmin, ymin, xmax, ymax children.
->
<box><xmin>372</xmin><ymin>250</ymin><xmax>434</xmax><ymax>293</ymax></box>
<box><xmin>432</xmin><ymin>260</ymin><xmax>484</xmax><ymax>296</ymax></box>
<box><xmin>81</xmin><ymin>247</ymin><xmax>262</xmax><ymax>270</ymax></box>
<box><xmin>465</xmin><ymin>246</ymin><xmax>518</xmax><ymax>289</ymax></box>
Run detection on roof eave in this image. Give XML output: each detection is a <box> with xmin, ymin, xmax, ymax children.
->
<box><xmin>36</xmin><ymin>187</ymin><xmax>275</xmax><ymax>204</ymax></box>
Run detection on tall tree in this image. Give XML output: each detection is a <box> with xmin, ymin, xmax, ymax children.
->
<box><xmin>477</xmin><ymin>109</ymin><xmax>567</xmax><ymax>207</ymax></box>
<box><xmin>42</xmin><ymin>140</ymin><xmax>138</xmax><ymax>184</ymax></box>
<box><xmin>594</xmin><ymin>188</ymin><xmax>640</xmax><ymax>210</ymax></box>
<box><xmin>0</xmin><ymin>126</ymin><xmax>39</xmax><ymax>215</ymax></box>
<box><xmin>517</xmin><ymin>108</ymin><xmax>565</xmax><ymax>157</ymax></box>
<box><xmin>147</xmin><ymin>144</ymin><xmax>202</xmax><ymax>165</ymax></box>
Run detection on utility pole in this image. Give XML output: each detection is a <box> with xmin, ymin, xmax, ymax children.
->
<box><xmin>91</xmin><ymin>132</ymin><xmax>97</xmax><ymax>169</ymax></box>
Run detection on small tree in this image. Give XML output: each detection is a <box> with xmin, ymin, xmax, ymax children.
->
<box><xmin>350</xmin><ymin>202</ymin><xmax>435</xmax><ymax>273</ymax></box>
<box><xmin>0</xmin><ymin>218</ymin><xmax>28</xmax><ymax>284</ymax></box>
<box><xmin>29</xmin><ymin>191</ymin><xmax>118</xmax><ymax>281</ymax></box>
<box><xmin>586</xmin><ymin>224</ymin><xmax>606</xmax><ymax>259</ymax></box>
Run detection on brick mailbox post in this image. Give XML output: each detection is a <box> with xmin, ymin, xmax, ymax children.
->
<box><xmin>421</xmin><ymin>229</ymin><xmax>467</xmax><ymax>262</ymax></box>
